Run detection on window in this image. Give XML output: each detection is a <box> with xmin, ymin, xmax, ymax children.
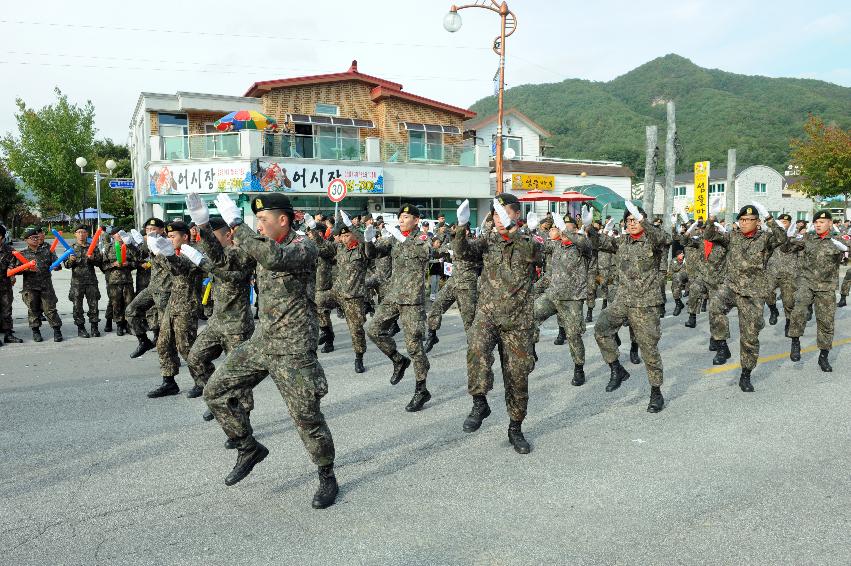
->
<box><xmin>315</xmin><ymin>103</ymin><xmax>339</xmax><ymax>116</ymax></box>
<box><xmin>797</xmin><ymin>211</ymin><xmax>808</xmax><ymax>221</ymax></box>
<box><xmin>754</xmin><ymin>182</ymin><xmax>766</xmax><ymax>193</ymax></box>
<box><xmin>674</xmin><ymin>186</ymin><xmax>687</xmax><ymax>198</ymax></box>
<box><xmin>314</xmin><ymin>126</ymin><xmax>360</xmax><ymax>160</ymax></box>
<box><xmin>503</xmin><ymin>136</ymin><xmax>522</xmax><ymax>158</ymax></box>
<box><xmin>769</xmin><ymin>211</ymin><xmax>780</xmax><ymax>218</ymax></box>
<box><xmin>709</xmin><ymin>183</ymin><xmax>725</xmax><ymax>194</ymax></box>
<box><xmin>159</xmin><ymin>113</ymin><xmax>188</xmax><ymax>159</ymax></box>
<box><xmin>409</xmin><ymin>130</ymin><xmax>443</xmax><ymax>161</ymax></box>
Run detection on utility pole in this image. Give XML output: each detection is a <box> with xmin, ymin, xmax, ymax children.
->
<box><xmin>726</xmin><ymin>149</ymin><xmax>736</xmax><ymax>221</ymax></box>
<box><xmin>643</xmin><ymin>125</ymin><xmax>658</xmax><ymax>215</ymax></box>
<box><xmin>662</xmin><ymin>101</ymin><xmax>676</xmax><ymax>231</ymax></box>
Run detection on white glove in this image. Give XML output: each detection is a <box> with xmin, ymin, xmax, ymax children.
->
<box><xmin>751</xmin><ymin>200</ymin><xmax>769</xmax><ymax>220</ymax></box>
<box><xmin>492</xmin><ymin>198</ymin><xmax>513</xmax><ymax>229</ymax></box>
<box><xmin>185</xmin><ymin>192</ymin><xmax>209</xmax><ymax>225</ymax></box>
<box><xmin>553</xmin><ymin>213</ymin><xmax>566</xmax><ymax>231</ymax></box>
<box><xmin>118</xmin><ymin>230</ymin><xmax>131</xmax><ymax>245</ymax></box>
<box><xmin>130</xmin><ymin>229</ymin><xmax>144</xmax><ymax>245</ymax></box>
<box><xmin>807</xmin><ymin>222</ymin><xmax>815</xmax><ymax>233</ymax></box>
<box><xmin>686</xmin><ymin>221</ymin><xmax>699</xmax><ymax>235</ymax></box>
<box><xmin>364</xmin><ymin>225</ymin><xmax>375</xmax><ymax>242</ymax></box>
<box><xmin>670</xmin><ymin>212</ymin><xmax>678</xmax><ymax>227</ymax></box>
<box><xmin>215</xmin><ymin>194</ymin><xmax>241</xmax><ymax>227</ymax></box>
<box><xmin>714</xmin><ymin>222</ymin><xmax>727</xmax><ymax>233</ymax></box>
<box><xmin>340</xmin><ymin>210</ymin><xmax>352</xmax><ymax>227</ymax></box>
<box><xmin>180</xmin><ymin>244</ymin><xmax>205</xmax><ymax>266</ymax></box>
<box><xmin>831</xmin><ymin>238</ymin><xmax>849</xmax><ymax>252</ymax></box>
<box><xmin>526</xmin><ymin>212</ymin><xmax>539</xmax><ymax>231</ymax></box>
<box><xmin>304</xmin><ymin>214</ymin><xmax>316</xmax><ymax>230</ymax></box>
<box><xmin>786</xmin><ymin>223</ymin><xmax>797</xmax><ymax>238</ymax></box>
<box><xmin>146</xmin><ymin>233</ymin><xmax>162</xmax><ymax>254</ymax></box>
<box><xmin>679</xmin><ymin>209</ymin><xmax>690</xmax><ymax>224</ymax></box>
<box><xmin>457</xmin><ymin>199</ymin><xmax>470</xmax><ymax>226</ymax></box>
<box><xmin>152</xmin><ymin>236</ymin><xmax>175</xmax><ymax>257</ymax></box>
<box><xmin>603</xmin><ymin>217</ymin><xmax>615</xmax><ymax>232</ymax></box>
<box><xmin>624</xmin><ymin>200</ymin><xmax>643</xmax><ymax>223</ymax></box>
<box><xmin>581</xmin><ymin>205</ymin><xmax>594</xmax><ymax>228</ymax></box>
<box><xmin>386</xmin><ymin>224</ymin><xmax>406</xmax><ymax>243</ymax></box>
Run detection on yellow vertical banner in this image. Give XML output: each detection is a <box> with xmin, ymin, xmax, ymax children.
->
<box><xmin>693</xmin><ymin>161</ymin><xmax>710</xmax><ymax>220</ymax></box>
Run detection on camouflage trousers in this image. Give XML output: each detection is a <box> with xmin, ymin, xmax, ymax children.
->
<box><xmin>69</xmin><ymin>284</ymin><xmax>100</xmax><ymax>326</ymax></box>
<box><xmin>365</xmin><ymin>274</ymin><xmax>389</xmax><ymax>309</ymax></box>
<box><xmin>21</xmin><ymin>287</ymin><xmax>61</xmax><ymax>329</ymax></box>
<box><xmin>688</xmin><ymin>276</ymin><xmax>715</xmax><ymax>315</ymax></box>
<box><xmin>709</xmin><ymin>287</ymin><xmax>765</xmax><ymax>371</ymax></box>
<box><xmin>203</xmin><ymin>343</ymin><xmax>335</xmax><ymax>465</ymax></box>
<box><xmin>672</xmin><ymin>272</ymin><xmax>688</xmax><ymax>301</ymax></box>
<box><xmin>0</xmin><ymin>285</ymin><xmax>13</xmax><ymax>332</ymax></box>
<box><xmin>187</xmin><ymin>324</ymin><xmax>252</xmax><ymax>387</ymax></box>
<box><xmin>587</xmin><ymin>271</ymin><xmax>599</xmax><ymax>308</ymax></box>
<box><xmin>157</xmin><ymin>308</ymin><xmax>198</xmax><ymax>378</ymax></box>
<box><xmin>841</xmin><ymin>271</ymin><xmax>851</xmax><ymax>296</ymax></box>
<box><xmin>595</xmin><ymin>301</ymin><xmax>663</xmax><ymax>386</ymax></box>
<box><xmin>467</xmin><ymin>310</ymin><xmax>534</xmax><ymax>422</ymax></box>
<box><xmin>126</xmin><ymin>287</ymin><xmax>167</xmax><ymax>336</ymax></box>
<box><xmin>769</xmin><ymin>274</ymin><xmax>797</xmax><ymax>319</ymax></box>
<box><xmin>317</xmin><ymin>290</ymin><xmax>367</xmax><ymax>354</ymax></box>
<box><xmin>367</xmin><ymin>302</ymin><xmax>429</xmax><ymax>382</ymax></box>
<box><xmin>658</xmin><ymin>271</ymin><xmax>668</xmax><ymax>304</ymax></box>
<box><xmin>315</xmin><ymin>287</ymin><xmax>332</xmax><ymax>329</ymax></box>
<box><xmin>788</xmin><ymin>287</ymin><xmax>836</xmax><ymax>350</ymax></box>
<box><xmin>533</xmin><ymin>275</ymin><xmax>550</xmax><ymax>298</ymax></box>
<box><xmin>105</xmin><ymin>283</ymin><xmax>134</xmax><ymax>323</ymax></box>
<box><xmin>426</xmin><ymin>278</ymin><xmax>478</xmax><ymax>333</ymax></box>
<box><xmin>534</xmin><ymin>296</ymin><xmax>585</xmax><ymax>365</ymax></box>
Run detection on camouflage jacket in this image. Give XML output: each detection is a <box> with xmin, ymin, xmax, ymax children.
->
<box><xmin>668</xmin><ymin>257</ymin><xmax>685</xmax><ymax>276</ymax></box>
<box><xmin>782</xmin><ymin>233</ymin><xmax>844</xmax><ymax>292</ymax></box>
<box><xmin>134</xmin><ymin>242</ymin><xmax>152</xmax><ymax>288</ymax></box>
<box><xmin>149</xmin><ymin>250</ymin><xmax>173</xmax><ymax>296</ymax></box>
<box><xmin>163</xmin><ymin>251</ymin><xmax>202</xmax><ymax>316</ymax></box>
<box><xmin>704</xmin><ymin>219</ymin><xmax>786</xmax><ymax>298</ymax></box>
<box><xmin>232</xmin><ymin>223</ymin><xmax>317</xmax><ymax>355</ymax></box>
<box><xmin>318</xmin><ymin>231</ymin><xmax>372</xmax><ymax>298</ymax></box>
<box><xmin>543</xmin><ymin>232</ymin><xmax>591</xmax><ymax>301</ymax></box>
<box><xmin>590</xmin><ymin>221</ymin><xmax>668</xmax><ymax>307</ymax></box>
<box><xmin>597</xmin><ymin>248</ymin><xmax>616</xmax><ymax>283</ymax></box>
<box><xmin>674</xmin><ymin>232</ymin><xmax>728</xmax><ymax>285</ymax></box>
<box><xmin>100</xmin><ymin>241</ymin><xmax>136</xmax><ymax>285</ymax></box>
<box><xmin>454</xmin><ymin>226</ymin><xmax>541</xmax><ymax>330</ymax></box>
<box><xmin>14</xmin><ymin>245</ymin><xmax>59</xmax><ymax>291</ymax></box>
<box><xmin>64</xmin><ymin>242</ymin><xmax>103</xmax><ymax>286</ymax></box>
<box><xmin>307</xmin><ymin>229</ymin><xmax>334</xmax><ymax>291</ymax></box>
<box><xmin>0</xmin><ymin>242</ymin><xmax>15</xmax><ymax>289</ymax></box>
<box><xmin>447</xmin><ymin>229</ymin><xmax>483</xmax><ymax>290</ymax></box>
<box><xmin>368</xmin><ymin>225</ymin><xmax>430</xmax><ymax>305</ymax></box>
<box><xmin>766</xmin><ymin>243</ymin><xmax>800</xmax><ymax>280</ymax></box>
<box><xmin>196</xmin><ymin>225</ymin><xmax>256</xmax><ymax>335</ymax></box>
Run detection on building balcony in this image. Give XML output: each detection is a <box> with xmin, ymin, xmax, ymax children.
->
<box><xmin>263</xmin><ymin>133</ymin><xmax>366</xmax><ymax>161</ymax></box>
<box><xmin>159</xmin><ymin>132</ymin><xmax>241</xmax><ymax>160</ymax></box>
<box><xmin>382</xmin><ymin>142</ymin><xmax>474</xmax><ymax>166</ymax></box>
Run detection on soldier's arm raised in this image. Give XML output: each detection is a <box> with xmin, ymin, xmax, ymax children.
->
<box><xmin>232</xmin><ymin>223</ymin><xmax>317</xmax><ymax>272</ymax></box>
<box><xmin>587</xmin><ymin>227</ymin><xmax>618</xmax><ymax>254</ymax></box>
<box><xmin>764</xmin><ymin>217</ymin><xmax>787</xmax><ymax>251</ymax></box>
<box><xmin>198</xmin><ymin>224</ymin><xmax>227</xmax><ymax>266</ymax></box>
<box><xmin>453</xmin><ymin>224</ymin><xmax>486</xmax><ymax>259</ymax></box>
<box><xmin>703</xmin><ymin>220</ymin><xmax>729</xmax><ymax>246</ymax></box>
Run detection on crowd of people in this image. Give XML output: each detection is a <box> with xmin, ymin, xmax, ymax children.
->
<box><xmin>1</xmin><ymin>193</ymin><xmax>849</xmax><ymax>509</ymax></box>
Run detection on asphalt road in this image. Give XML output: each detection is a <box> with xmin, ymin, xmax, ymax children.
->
<box><xmin>1</xmin><ymin>268</ymin><xmax>849</xmax><ymax>565</ymax></box>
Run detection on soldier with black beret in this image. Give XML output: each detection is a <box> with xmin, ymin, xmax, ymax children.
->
<box><xmin>64</xmin><ymin>224</ymin><xmax>103</xmax><ymax>337</ymax></box>
<box><xmin>766</xmin><ymin>213</ymin><xmax>799</xmax><ymax>335</ymax></box>
<box><xmin>12</xmin><ymin>225</ymin><xmax>63</xmax><ymax>342</ymax></box>
<box><xmin>127</xmin><ymin>217</ymin><xmax>171</xmax><ymax>358</ymax></box>
<box><xmin>0</xmin><ymin>225</ymin><xmax>23</xmax><ymax>344</ymax></box>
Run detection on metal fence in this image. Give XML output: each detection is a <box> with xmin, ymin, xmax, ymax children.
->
<box><xmin>160</xmin><ymin>133</ymin><xmax>240</xmax><ymax>160</ymax></box>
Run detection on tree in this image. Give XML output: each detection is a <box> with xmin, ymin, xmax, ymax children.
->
<box><xmin>0</xmin><ymin>88</ymin><xmax>96</xmax><ymax>218</ymax></box>
<box><xmin>93</xmin><ymin>139</ymin><xmax>134</xmax><ymax>225</ymax></box>
<box><xmin>790</xmin><ymin>115</ymin><xmax>851</xmax><ymax>213</ymax></box>
<box><xmin>0</xmin><ymin>167</ymin><xmax>21</xmax><ymax>225</ymax></box>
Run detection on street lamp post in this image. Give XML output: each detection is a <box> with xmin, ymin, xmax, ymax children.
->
<box><xmin>444</xmin><ymin>1</ymin><xmax>517</xmax><ymax>195</ymax></box>
<box><xmin>76</xmin><ymin>157</ymin><xmax>116</xmax><ymax>228</ymax></box>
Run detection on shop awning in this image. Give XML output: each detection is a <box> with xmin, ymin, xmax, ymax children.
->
<box><xmin>400</xmin><ymin>122</ymin><xmax>461</xmax><ymax>134</ymax></box>
<box><xmin>287</xmin><ymin>114</ymin><xmax>375</xmax><ymax>128</ymax></box>
<box><xmin>567</xmin><ymin>184</ymin><xmax>627</xmax><ymax>212</ymax></box>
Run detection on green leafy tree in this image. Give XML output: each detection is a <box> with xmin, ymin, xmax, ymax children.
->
<box><xmin>0</xmin><ymin>88</ymin><xmax>96</xmax><ymax>218</ymax></box>
<box><xmin>790</xmin><ymin>115</ymin><xmax>851</xmax><ymax>211</ymax></box>
<box><xmin>0</xmin><ymin>166</ymin><xmax>21</xmax><ymax>225</ymax></box>
<box><xmin>93</xmin><ymin>139</ymin><xmax>134</xmax><ymax>225</ymax></box>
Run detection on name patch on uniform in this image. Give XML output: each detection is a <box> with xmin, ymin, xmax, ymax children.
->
<box><xmin>419</xmin><ymin>234</ymin><xmax>428</xmax><ymax>241</ymax></box>
<box><xmin>292</xmin><ymin>236</ymin><xmax>304</xmax><ymax>243</ymax></box>
<box><xmin>533</xmin><ymin>235</ymin><xmax>544</xmax><ymax>244</ymax></box>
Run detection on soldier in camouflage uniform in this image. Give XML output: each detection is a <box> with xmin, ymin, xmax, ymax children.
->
<box><xmin>366</xmin><ymin>204</ymin><xmax>432</xmax><ymax>413</ymax></box>
<box><xmin>203</xmin><ymin>193</ymin><xmax>338</xmax><ymax>509</ymax></box>
<box><xmin>127</xmin><ymin>218</ymin><xmax>171</xmax><ymax>358</ymax></box>
<box><xmin>704</xmin><ymin>205</ymin><xmax>786</xmax><ymax>392</ymax></box>
<box><xmin>12</xmin><ymin>226</ymin><xmax>63</xmax><ymax>342</ymax></box>
<box><xmin>766</xmin><ymin>214</ymin><xmax>800</xmax><ymax>335</ymax></box>
<box><xmin>101</xmin><ymin>230</ymin><xmax>136</xmax><ymax>336</ymax></box>
<box><xmin>588</xmin><ymin>204</ymin><xmax>668</xmax><ymax>413</ymax></box>
<box><xmin>456</xmin><ymin>195</ymin><xmax>541</xmax><ymax>454</ymax></box>
<box><xmin>585</xmin><ymin>231</ymin><xmax>599</xmax><ymax>323</ymax></box>
<box><xmin>423</xmin><ymin>224</ymin><xmax>483</xmax><ymax>353</ymax></box>
<box><xmin>534</xmin><ymin>217</ymin><xmax>591</xmax><ymax>386</ymax></box>
<box><xmin>146</xmin><ymin>221</ymin><xmax>202</xmax><ymax>398</ymax></box>
<box><xmin>0</xmin><ymin>225</ymin><xmax>23</xmax><ymax>344</ymax></box>
<box><xmin>787</xmin><ymin>210</ymin><xmax>846</xmax><ymax>372</ymax></box>
<box><xmin>676</xmin><ymin>222</ymin><xmax>727</xmax><ymax>337</ymax></box>
<box><xmin>64</xmin><ymin>225</ymin><xmax>103</xmax><ymax>338</ymax></box>
<box><xmin>307</xmin><ymin>221</ymin><xmax>335</xmax><ymax>347</ymax></box>
<box><xmin>668</xmin><ymin>252</ymin><xmax>687</xmax><ymax>316</ymax></box>
<box><xmin>839</xmin><ymin>270</ymin><xmax>850</xmax><ymax>307</ymax></box>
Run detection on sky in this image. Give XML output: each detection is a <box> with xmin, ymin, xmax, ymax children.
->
<box><xmin>0</xmin><ymin>0</ymin><xmax>849</xmax><ymax>143</ymax></box>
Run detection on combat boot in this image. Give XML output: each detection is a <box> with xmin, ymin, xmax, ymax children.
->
<box><xmin>571</xmin><ymin>364</ymin><xmax>585</xmax><ymax>386</ymax></box>
<box><xmin>585</xmin><ymin>307</ymin><xmax>593</xmax><ymax>323</ymax></box>
<box><xmin>673</xmin><ymin>299</ymin><xmax>684</xmax><ymax>316</ymax></box>
<box><xmin>605</xmin><ymin>360</ymin><xmax>630</xmax><ymax>392</ymax></box>
<box><xmin>90</xmin><ymin>323</ymin><xmax>100</xmax><ymax>337</ymax></box>
<box><xmin>389</xmin><ymin>354</ymin><xmax>410</xmax><ymax>385</ymax></box>
<box><xmin>806</xmin><ymin>304</ymin><xmax>813</xmax><ymax>321</ymax></box>
<box><xmin>647</xmin><ymin>386</ymin><xmax>665</xmax><ymax>413</ymax></box>
<box><xmin>224</xmin><ymin>438</ymin><xmax>238</xmax><ymax>450</ymax></box>
<box><xmin>701</xmin><ymin>299</ymin><xmax>708</xmax><ymax>313</ymax></box>
<box><xmin>424</xmin><ymin>329</ymin><xmax>439</xmax><ymax>353</ymax></box>
<box><xmin>116</xmin><ymin>322</ymin><xmax>125</xmax><ymax>336</ymax></box>
<box><xmin>790</xmin><ymin>337</ymin><xmax>801</xmax><ymax>362</ymax></box>
<box><xmin>712</xmin><ymin>340</ymin><xmax>731</xmax><ymax>365</ymax></box>
<box><xmin>602</xmin><ymin>299</ymin><xmax>608</xmax><ymax>310</ymax></box>
<box><xmin>202</xmin><ymin>409</ymin><xmax>215</xmax><ymax>422</ymax></box>
<box><xmin>390</xmin><ymin>320</ymin><xmax>401</xmax><ymax>336</ymax></box>
<box><xmin>784</xmin><ymin>319</ymin><xmax>790</xmax><ymax>338</ymax></box>
<box><xmin>768</xmin><ymin>304</ymin><xmax>779</xmax><ymax>326</ymax></box>
<box><xmin>818</xmin><ymin>349</ymin><xmax>832</xmax><ymax>372</ymax></box>
<box><xmin>32</xmin><ymin>328</ymin><xmax>43</xmax><ymax>342</ymax></box>
<box><xmin>224</xmin><ymin>440</ymin><xmax>269</xmax><ymax>486</ymax></box>
<box><xmin>77</xmin><ymin>325</ymin><xmax>90</xmax><ymax>338</ymax></box>
<box><xmin>318</xmin><ymin>326</ymin><xmax>330</xmax><ymax>345</ymax></box>
<box><xmin>739</xmin><ymin>368</ymin><xmax>754</xmax><ymax>392</ymax></box>
<box><xmin>321</xmin><ymin>331</ymin><xmax>335</xmax><ymax>353</ymax></box>
<box><xmin>553</xmin><ymin>327</ymin><xmax>566</xmax><ymax>345</ymax></box>
<box><xmin>104</xmin><ymin>318</ymin><xmax>113</xmax><ymax>332</ymax></box>
<box><xmin>312</xmin><ymin>465</ymin><xmax>339</xmax><ymax>509</ymax></box>
<box><xmin>613</xmin><ymin>332</ymin><xmax>621</xmax><ymax>347</ymax></box>
<box><xmin>838</xmin><ymin>295</ymin><xmax>847</xmax><ymax>308</ymax></box>
<box><xmin>185</xmin><ymin>384</ymin><xmax>204</xmax><ymax>399</ymax></box>
<box><xmin>463</xmin><ymin>395</ymin><xmax>491</xmax><ymax>432</ymax></box>
<box><xmin>354</xmin><ymin>353</ymin><xmax>365</xmax><ymax>374</ymax></box>
<box><xmin>405</xmin><ymin>380</ymin><xmax>431</xmax><ymax>412</ymax></box>
<box><xmin>130</xmin><ymin>335</ymin><xmax>156</xmax><ymax>359</ymax></box>
<box><xmin>629</xmin><ymin>342</ymin><xmax>641</xmax><ymax>365</ymax></box>
<box><xmin>508</xmin><ymin>420</ymin><xmax>531</xmax><ymax>454</ymax></box>
<box><xmin>709</xmin><ymin>337</ymin><xmax>718</xmax><ymax>352</ymax></box>
<box><xmin>53</xmin><ymin>327</ymin><xmax>63</xmax><ymax>343</ymax></box>
<box><xmin>4</xmin><ymin>332</ymin><xmax>23</xmax><ymax>343</ymax></box>
<box><xmin>685</xmin><ymin>313</ymin><xmax>697</xmax><ymax>328</ymax></box>
<box><xmin>147</xmin><ymin>376</ymin><xmax>180</xmax><ymax>398</ymax></box>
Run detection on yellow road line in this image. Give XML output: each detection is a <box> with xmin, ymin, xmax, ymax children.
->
<box><xmin>702</xmin><ymin>337</ymin><xmax>851</xmax><ymax>375</ymax></box>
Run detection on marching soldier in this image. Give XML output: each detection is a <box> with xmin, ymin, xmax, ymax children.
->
<box><xmin>585</xmin><ymin>225</ymin><xmax>599</xmax><ymax>323</ymax></box>
<box><xmin>677</xmin><ymin>221</ymin><xmax>726</xmax><ymax>338</ymax></box>
<box><xmin>127</xmin><ymin>218</ymin><xmax>171</xmax><ymax>358</ymax></box>
<box><xmin>766</xmin><ymin>214</ymin><xmax>800</xmax><ymax>335</ymax></box>
<box><xmin>307</xmin><ymin>220</ymin><xmax>335</xmax><ymax>349</ymax></box>
<box><xmin>101</xmin><ymin>229</ymin><xmax>135</xmax><ymax>336</ymax></box>
<box><xmin>13</xmin><ymin>226</ymin><xmax>63</xmax><ymax>342</ymax></box>
<box><xmin>64</xmin><ymin>225</ymin><xmax>103</xmax><ymax>337</ymax></box>
<box><xmin>838</xmin><ymin>269</ymin><xmax>850</xmax><ymax>307</ymax></box>
<box><xmin>669</xmin><ymin>252</ymin><xmax>687</xmax><ymax>316</ymax></box>
<box><xmin>0</xmin><ymin>225</ymin><xmax>23</xmax><ymax>344</ymax></box>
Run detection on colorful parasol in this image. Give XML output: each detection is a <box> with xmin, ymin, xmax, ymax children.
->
<box><xmin>214</xmin><ymin>110</ymin><xmax>278</xmax><ymax>131</ymax></box>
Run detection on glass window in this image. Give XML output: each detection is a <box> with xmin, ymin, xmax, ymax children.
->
<box><xmin>709</xmin><ymin>183</ymin><xmax>725</xmax><ymax>194</ymax></box>
<box><xmin>674</xmin><ymin>186</ymin><xmax>687</xmax><ymax>198</ymax></box>
<box><xmin>159</xmin><ymin>113</ymin><xmax>188</xmax><ymax>160</ymax></box>
<box><xmin>796</xmin><ymin>211</ymin><xmax>808</xmax><ymax>221</ymax></box>
<box><xmin>754</xmin><ymin>182</ymin><xmax>766</xmax><ymax>193</ymax></box>
<box><xmin>314</xmin><ymin>126</ymin><xmax>359</xmax><ymax>160</ymax></box>
<box><xmin>409</xmin><ymin>131</ymin><xmax>443</xmax><ymax>161</ymax></box>
<box><xmin>315</xmin><ymin>103</ymin><xmax>339</xmax><ymax>116</ymax></box>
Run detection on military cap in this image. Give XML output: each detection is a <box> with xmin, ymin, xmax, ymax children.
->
<box><xmin>737</xmin><ymin>205</ymin><xmax>758</xmax><ymax>219</ymax></box>
<box><xmin>251</xmin><ymin>193</ymin><xmax>293</xmax><ymax>215</ymax></box>
<box><xmin>22</xmin><ymin>225</ymin><xmax>39</xmax><ymax>238</ymax></box>
<box><xmin>74</xmin><ymin>224</ymin><xmax>90</xmax><ymax>233</ymax></box>
<box><xmin>145</xmin><ymin>217</ymin><xmax>165</xmax><ymax>229</ymax></box>
<box><xmin>188</xmin><ymin>221</ymin><xmax>197</xmax><ymax>229</ymax></box>
<box><xmin>494</xmin><ymin>193</ymin><xmax>520</xmax><ymax>207</ymax></box>
<box><xmin>208</xmin><ymin>217</ymin><xmax>227</xmax><ymax>231</ymax></box>
<box><xmin>398</xmin><ymin>203</ymin><xmax>421</xmax><ymax>217</ymax></box>
<box><xmin>374</xmin><ymin>215</ymin><xmax>383</xmax><ymax>223</ymax></box>
<box><xmin>35</xmin><ymin>225</ymin><xmax>45</xmax><ymax>233</ymax></box>
<box><xmin>813</xmin><ymin>209</ymin><xmax>832</xmax><ymax>221</ymax></box>
<box><xmin>337</xmin><ymin>225</ymin><xmax>351</xmax><ymax>235</ymax></box>
<box><xmin>777</xmin><ymin>213</ymin><xmax>792</xmax><ymax>222</ymax></box>
<box><xmin>166</xmin><ymin>220</ymin><xmax>190</xmax><ymax>235</ymax></box>
<box><xmin>623</xmin><ymin>205</ymin><xmax>647</xmax><ymax>222</ymax></box>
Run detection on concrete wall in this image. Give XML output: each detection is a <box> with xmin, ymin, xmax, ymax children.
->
<box><xmin>475</xmin><ymin>119</ymin><xmax>541</xmax><ymax>159</ymax></box>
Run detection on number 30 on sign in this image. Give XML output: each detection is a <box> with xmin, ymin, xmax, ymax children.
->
<box><xmin>327</xmin><ymin>178</ymin><xmax>347</xmax><ymax>203</ymax></box>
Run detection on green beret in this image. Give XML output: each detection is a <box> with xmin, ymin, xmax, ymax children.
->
<box><xmin>738</xmin><ymin>205</ymin><xmax>758</xmax><ymax>219</ymax></box>
<box><xmin>22</xmin><ymin>226</ymin><xmax>39</xmax><ymax>238</ymax></box>
<box><xmin>814</xmin><ymin>209</ymin><xmax>832</xmax><ymax>221</ymax></box>
<box><xmin>777</xmin><ymin>214</ymin><xmax>792</xmax><ymax>222</ymax></box>
<box><xmin>74</xmin><ymin>225</ymin><xmax>90</xmax><ymax>233</ymax></box>
<box><xmin>208</xmin><ymin>217</ymin><xmax>227</xmax><ymax>231</ymax></box>
<box><xmin>494</xmin><ymin>194</ymin><xmax>519</xmax><ymax>207</ymax></box>
<box><xmin>166</xmin><ymin>220</ymin><xmax>190</xmax><ymax>235</ymax></box>
<box><xmin>145</xmin><ymin>217</ymin><xmax>165</xmax><ymax>229</ymax></box>
<box><xmin>252</xmin><ymin>193</ymin><xmax>293</xmax><ymax>214</ymax></box>
<box><xmin>398</xmin><ymin>203</ymin><xmax>421</xmax><ymax>217</ymax></box>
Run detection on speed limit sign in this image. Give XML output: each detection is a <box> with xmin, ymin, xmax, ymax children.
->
<box><xmin>327</xmin><ymin>178</ymin><xmax>347</xmax><ymax>203</ymax></box>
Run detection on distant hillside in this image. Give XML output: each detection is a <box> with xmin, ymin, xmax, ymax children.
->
<box><xmin>469</xmin><ymin>54</ymin><xmax>851</xmax><ymax>178</ymax></box>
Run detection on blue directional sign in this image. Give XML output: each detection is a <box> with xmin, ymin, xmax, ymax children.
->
<box><xmin>108</xmin><ymin>179</ymin><xmax>135</xmax><ymax>189</ymax></box>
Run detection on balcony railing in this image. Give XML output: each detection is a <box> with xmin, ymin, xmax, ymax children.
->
<box><xmin>382</xmin><ymin>142</ymin><xmax>474</xmax><ymax>166</ymax></box>
<box><xmin>264</xmin><ymin>133</ymin><xmax>365</xmax><ymax>160</ymax></box>
<box><xmin>160</xmin><ymin>133</ymin><xmax>241</xmax><ymax>160</ymax></box>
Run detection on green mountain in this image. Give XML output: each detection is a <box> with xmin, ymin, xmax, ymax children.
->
<box><xmin>469</xmin><ymin>54</ymin><xmax>851</xmax><ymax>177</ymax></box>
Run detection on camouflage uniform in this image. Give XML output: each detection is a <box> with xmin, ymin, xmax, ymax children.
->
<box><xmin>157</xmin><ymin>252</ymin><xmax>201</xmax><ymax>379</ymax></box>
<box><xmin>586</xmin><ymin>248</ymin><xmax>599</xmax><ymax>310</ymax></box>
<box><xmin>15</xmin><ymin>245</ymin><xmax>62</xmax><ymax>329</ymax></box>
<box><xmin>0</xmin><ymin>242</ymin><xmax>16</xmax><ymax>335</ymax></box>
<box><xmin>427</xmin><ymin>238</ymin><xmax>482</xmax><ymax>334</ymax></box>
<box><xmin>534</xmin><ymin>232</ymin><xmax>591</xmax><ymax>365</ymax></box>
<box><xmin>366</xmin><ymin>226</ymin><xmax>431</xmax><ymax>382</ymax></box>
<box><xmin>101</xmin><ymin>242</ymin><xmax>135</xmax><ymax>326</ymax></box>
<box><xmin>597</xmin><ymin>245</ymin><xmax>613</xmax><ymax>303</ymax></box>
<box><xmin>785</xmin><ymin>234</ymin><xmax>844</xmax><ymax>349</ymax></box>
<box><xmin>839</xmin><ymin>269</ymin><xmax>850</xmax><ymax>298</ymax></box>
<box><xmin>135</xmin><ymin>243</ymin><xmax>152</xmax><ymax>293</ymax></box>
<box><xmin>127</xmin><ymin>250</ymin><xmax>171</xmax><ymax>336</ymax></box>
<box><xmin>767</xmin><ymin>244</ymin><xmax>799</xmax><ymax>320</ymax></box>
<box><xmin>704</xmin><ymin>220</ymin><xmax>786</xmax><ymax>370</ymax></box>
<box><xmin>186</xmin><ymin>225</ymin><xmax>256</xmax><ymax>388</ymax></box>
<box><xmin>669</xmin><ymin>256</ymin><xmax>687</xmax><ymax>301</ymax></box>
<box><xmin>675</xmin><ymin>231</ymin><xmax>727</xmax><ymax>316</ymax></box>
<box><xmin>365</xmin><ymin>252</ymin><xmax>392</xmax><ymax>309</ymax></box>
<box><xmin>456</xmin><ymin>226</ymin><xmax>541</xmax><ymax>423</ymax></box>
<box><xmin>204</xmin><ymin>225</ymin><xmax>334</xmax><ymax>466</ymax></box>
<box><xmin>590</xmin><ymin>221</ymin><xmax>668</xmax><ymax>386</ymax></box>
<box><xmin>307</xmin><ymin>230</ymin><xmax>335</xmax><ymax>331</ymax></box>
<box><xmin>64</xmin><ymin>242</ymin><xmax>103</xmax><ymax>326</ymax></box>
